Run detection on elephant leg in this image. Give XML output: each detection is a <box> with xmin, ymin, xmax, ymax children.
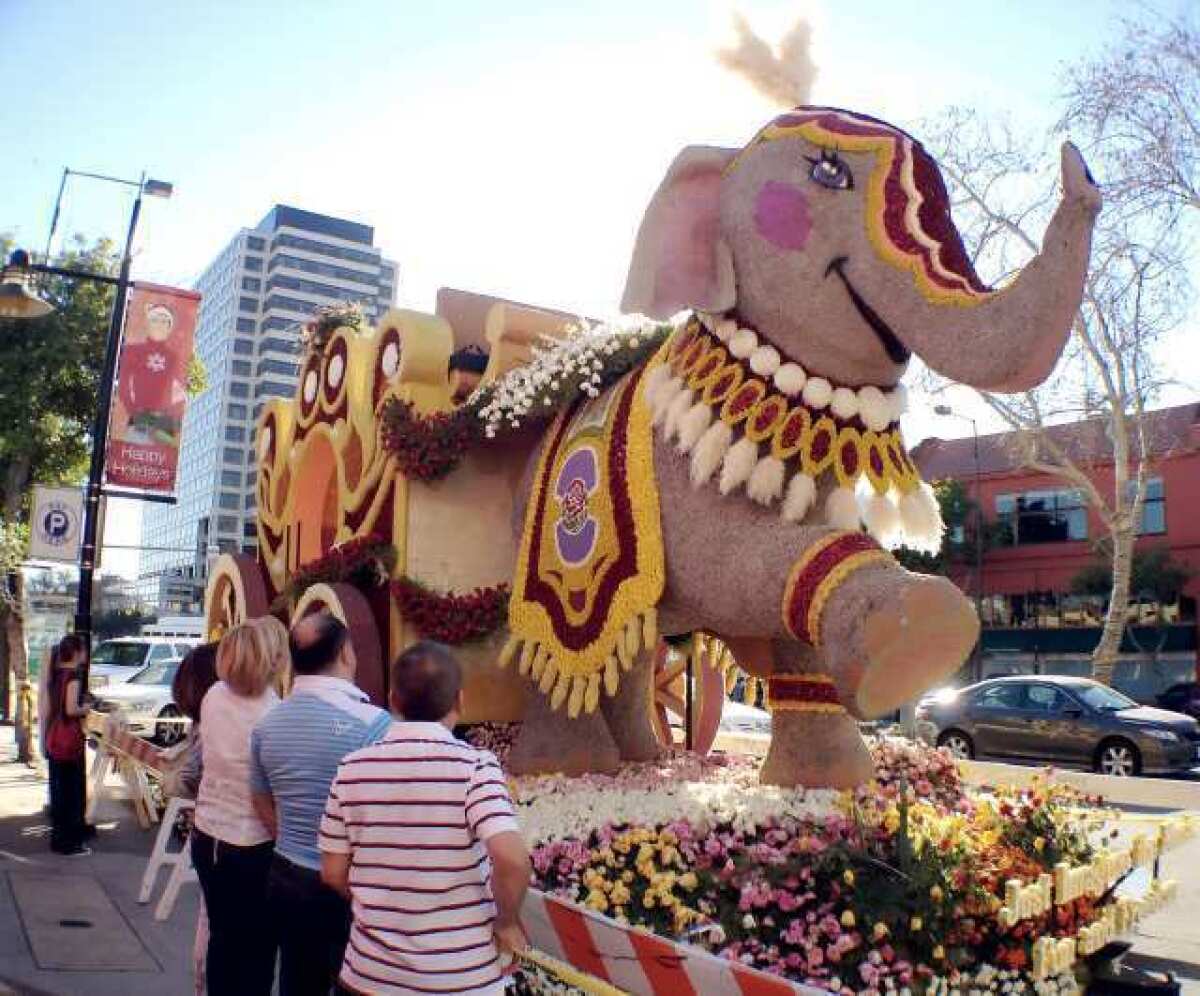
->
<box><xmin>599</xmin><ymin>650</ymin><xmax>662</xmax><ymax>763</ymax></box>
<box><xmin>757</xmin><ymin>640</ymin><xmax>874</xmax><ymax>789</ymax></box>
<box><xmin>508</xmin><ymin>688</ymin><xmax>621</xmax><ymax>776</ymax></box>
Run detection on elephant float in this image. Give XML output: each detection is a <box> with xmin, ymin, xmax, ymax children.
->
<box><xmin>210</xmin><ymin>103</ymin><xmax>1100</xmax><ymax>790</ymax></box>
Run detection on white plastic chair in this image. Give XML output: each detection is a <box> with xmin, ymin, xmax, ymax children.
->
<box><xmin>138</xmin><ymin>795</ymin><xmax>199</xmax><ymax>920</ymax></box>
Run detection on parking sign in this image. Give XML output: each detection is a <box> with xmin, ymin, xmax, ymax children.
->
<box><xmin>28</xmin><ymin>486</ymin><xmax>84</xmax><ymax>563</ymax></box>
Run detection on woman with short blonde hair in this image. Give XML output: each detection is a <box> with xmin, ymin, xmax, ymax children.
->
<box><xmin>192</xmin><ymin>620</ymin><xmax>281</xmax><ymax>994</ymax></box>
<box><xmin>249</xmin><ymin>615</ymin><xmax>292</xmax><ymax>696</ymax></box>
<box><xmin>216</xmin><ymin>624</ymin><xmax>279</xmax><ymax>698</ymax></box>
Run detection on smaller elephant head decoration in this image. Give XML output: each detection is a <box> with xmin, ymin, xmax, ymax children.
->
<box><xmin>622</xmin><ymin>106</ymin><xmax>1102</xmax><ymax>396</ymax></box>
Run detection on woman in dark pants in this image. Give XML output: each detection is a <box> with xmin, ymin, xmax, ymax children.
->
<box><xmin>45</xmin><ymin>634</ymin><xmax>91</xmax><ymax>855</ymax></box>
<box><xmin>191</xmin><ymin>622</ymin><xmax>282</xmax><ymax>994</ymax></box>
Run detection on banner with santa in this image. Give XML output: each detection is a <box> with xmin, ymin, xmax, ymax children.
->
<box><xmin>105</xmin><ymin>282</ymin><xmax>201</xmax><ymax>492</ymax></box>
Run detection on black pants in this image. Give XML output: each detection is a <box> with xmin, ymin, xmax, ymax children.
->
<box><xmin>191</xmin><ymin>829</ymin><xmax>277</xmax><ymax>995</ymax></box>
<box><xmin>268</xmin><ymin>853</ymin><xmax>351</xmax><ymax>996</ymax></box>
<box><xmin>48</xmin><ymin>757</ymin><xmax>86</xmax><ymax>851</ymax></box>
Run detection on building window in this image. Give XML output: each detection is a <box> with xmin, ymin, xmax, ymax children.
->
<box><xmin>221</xmin><ymin>470</ymin><xmax>241</xmax><ymax>488</ymax></box>
<box><xmin>995</xmin><ymin>489</ymin><xmax>1088</xmax><ymax>544</ymax></box>
<box><xmin>247</xmin><ymin>236</ymin><xmax>265</xmax><ymax>251</ymax></box>
<box><xmin>217</xmin><ymin>516</ymin><xmax>239</xmax><ymax>535</ymax></box>
<box><xmin>258</xmin><ymin>336</ymin><xmax>297</xmax><ymax>355</ymax></box>
<box><xmin>262</xmin><ymin>316</ymin><xmax>298</xmax><ymax>332</ymax></box>
<box><xmin>242</xmin><ymin>276</ymin><xmax>262</xmax><ymax>292</ymax></box>
<box><xmin>244</xmin><ymin>256</ymin><xmax>263</xmax><ymax>272</ymax></box>
<box><xmin>232</xmin><ymin>360</ymin><xmax>252</xmax><ymax>377</ymax></box>
<box><xmin>266</xmin><ymin>273</ymin><xmax>371</xmax><ymax>299</ymax></box>
<box><xmin>271</xmin><ymin>232</ymin><xmax>378</xmax><ymax>265</ymax></box>
<box><xmin>227</xmin><ymin>403</ymin><xmax>247</xmax><ymax>420</ymax></box>
<box><xmin>245</xmin><ymin>493</ymin><xmax>257</xmax><ymax>509</ymax></box>
<box><xmin>233</xmin><ymin>338</ymin><xmax>253</xmax><ymax>356</ymax></box>
<box><xmin>1135</xmin><ymin>477</ymin><xmax>1166</xmax><ymax>535</ymax></box>
<box><xmin>245</xmin><ymin>470</ymin><xmax>257</xmax><ymax>488</ymax></box>
<box><xmin>225</xmin><ymin>426</ymin><xmax>245</xmax><ymax>443</ymax></box>
<box><xmin>257</xmin><ymin>358</ymin><xmax>298</xmax><ymax>378</ymax></box>
<box><xmin>269</xmin><ymin>253</ymin><xmax>379</xmax><ymax>287</ymax></box>
<box><xmin>223</xmin><ymin>447</ymin><xmax>243</xmax><ymax>464</ymax></box>
<box><xmin>236</xmin><ymin>317</ymin><xmax>255</xmax><ymax>333</ymax></box>
<box><xmin>218</xmin><ymin>492</ymin><xmax>240</xmax><ymax>510</ymax></box>
<box><xmin>239</xmin><ymin>296</ymin><xmax>258</xmax><ymax>313</ymax></box>
<box><xmin>229</xmin><ymin>381</ymin><xmax>249</xmax><ymax>399</ymax></box>
<box><xmin>255</xmin><ymin>381</ymin><xmax>293</xmax><ymax>399</ymax></box>
<box><xmin>243</xmin><ymin>522</ymin><xmax>258</xmax><ymax>538</ymax></box>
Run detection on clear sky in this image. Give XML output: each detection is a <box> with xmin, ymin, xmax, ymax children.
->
<box><xmin>0</xmin><ymin>0</ymin><xmax>1186</xmax><ymax>579</ymax></box>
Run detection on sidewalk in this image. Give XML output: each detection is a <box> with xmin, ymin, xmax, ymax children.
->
<box><xmin>0</xmin><ymin>725</ymin><xmax>199</xmax><ymax>996</ymax></box>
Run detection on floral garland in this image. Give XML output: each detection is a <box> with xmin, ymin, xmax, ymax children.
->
<box><xmin>648</xmin><ymin>315</ymin><xmax>943</xmax><ymax>551</ymax></box>
<box><xmin>472</xmin><ymin>319</ymin><xmax>672</xmax><ymax>438</ymax></box>
<box><xmin>392</xmin><ymin>576</ymin><xmax>509</xmax><ymax>644</ymax></box>
<box><xmin>378</xmin><ymin>320</ymin><xmax>673</xmax><ymax>482</ymax></box>
<box><xmin>272</xmin><ymin>534</ymin><xmax>396</xmax><ymax>610</ymax></box>
<box><xmin>379</xmin><ymin>400</ymin><xmax>481</xmax><ymax>482</ymax></box>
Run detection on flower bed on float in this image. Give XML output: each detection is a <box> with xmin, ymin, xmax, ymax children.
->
<box><xmin>462</xmin><ymin>726</ymin><xmax>1190</xmax><ymax>996</ymax></box>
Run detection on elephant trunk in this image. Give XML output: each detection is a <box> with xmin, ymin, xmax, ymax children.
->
<box><xmin>900</xmin><ymin>143</ymin><xmax>1102</xmax><ymax>393</ymax></box>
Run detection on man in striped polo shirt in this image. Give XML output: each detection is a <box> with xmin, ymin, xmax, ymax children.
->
<box><xmin>250</xmin><ymin>612</ymin><xmax>392</xmax><ymax>996</ymax></box>
<box><xmin>320</xmin><ymin>641</ymin><xmax>531</xmax><ymax>996</ymax></box>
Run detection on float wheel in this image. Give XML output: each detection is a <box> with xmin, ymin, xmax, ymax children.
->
<box><xmin>204</xmin><ymin>554</ymin><xmax>270</xmax><ymax>641</ymax></box>
<box><xmin>649</xmin><ymin>635</ymin><xmax>728</xmax><ymax>755</ymax></box>
<box><xmin>293</xmin><ymin>582</ymin><xmax>385</xmax><ymax>706</ymax></box>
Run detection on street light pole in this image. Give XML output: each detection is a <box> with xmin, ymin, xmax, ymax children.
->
<box><xmin>74</xmin><ymin>180</ymin><xmax>144</xmax><ymax>648</ymax></box>
<box><xmin>969</xmin><ymin>419</ymin><xmax>984</xmax><ymax>682</ymax></box>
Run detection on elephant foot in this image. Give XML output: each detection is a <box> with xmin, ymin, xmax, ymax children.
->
<box><xmin>855</xmin><ymin>575</ymin><xmax>978</xmax><ymax>718</ymax></box>
<box><xmin>759</xmin><ymin>707</ymin><xmax>874</xmax><ymax>789</ymax></box>
<box><xmin>508</xmin><ymin>690</ymin><xmax>621</xmax><ymax>776</ymax></box>
<box><xmin>600</xmin><ymin>652</ymin><xmax>663</xmax><ymax>763</ymax></box>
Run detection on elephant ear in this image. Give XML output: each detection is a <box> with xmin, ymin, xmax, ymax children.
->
<box><xmin>621</xmin><ymin>145</ymin><xmax>738</xmax><ymax>320</ymax></box>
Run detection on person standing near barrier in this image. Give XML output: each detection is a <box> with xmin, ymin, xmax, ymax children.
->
<box><xmin>191</xmin><ymin>622</ymin><xmax>282</xmax><ymax>995</ymax></box>
<box><xmin>162</xmin><ymin>641</ymin><xmax>219</xmax><ymax>800</ymax></box>
<box><xmin>250</xmin><ymin>612</ymin><xmax>390</xmax><ymax>996</ymax></box>
<box><xmin>320</xmin><ymin>640</ymin><xmax>531</xmax><ymax>996</ymax></box>
<box><xmin>45</xmin><ymin>634</ymin><xmax>92</xmax><ymax>855</ymax></box>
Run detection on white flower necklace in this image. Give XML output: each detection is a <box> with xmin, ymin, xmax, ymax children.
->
<box><xmin>643</xmin><ymin>312</ymin><xmax>943</xmax><ymax>552</ymax></box>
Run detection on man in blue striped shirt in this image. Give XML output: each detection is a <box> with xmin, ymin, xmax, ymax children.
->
<box><xmin>250</xmin><ymin>612</ymin><xmax>391</xmax><ymax>996</ymax></box>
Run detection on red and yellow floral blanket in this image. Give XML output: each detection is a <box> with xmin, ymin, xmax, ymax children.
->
<box><xmin>503</xmin><ymin>353</ymin><xmax>665</xmax><ymax>717</ymax></box>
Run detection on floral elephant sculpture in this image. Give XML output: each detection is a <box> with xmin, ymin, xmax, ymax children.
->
<box><xmin>501</xmin><ymin>101</ymin><xmax>1101</xmax><ymax>787</ymax></box>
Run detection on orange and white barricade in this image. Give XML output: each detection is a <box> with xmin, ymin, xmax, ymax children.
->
<box><xmin>86</xmin><ymin>714</ymin><xmax>168</xmax><ymax>828</ymax></box>
<box><xmin>520</xmin><ymin>890</ymin><xmax>822</xmax><ymax>995</ymax></box>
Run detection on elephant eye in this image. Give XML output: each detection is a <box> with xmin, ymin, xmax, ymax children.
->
<box><xmin>806</xmin><ymin>151</ymin><xmax>854</xmax><ymax>191</ymax></box>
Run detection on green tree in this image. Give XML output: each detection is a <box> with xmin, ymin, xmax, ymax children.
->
<box><xmin>1</xmin><ymin>234</ymin><xmax>117</xmax><ymax>760</ymax></box>
<box><xmin>94</xmin><ymin>607</ymin><xmax>158</xmax><ymax>641</ymax></box>
<box><xmin>1071</xmin><ymin>546</ymin><xmax>1195</xmax><ymax>612</ymax></box>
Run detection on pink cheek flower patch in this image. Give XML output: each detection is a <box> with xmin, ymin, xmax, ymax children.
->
<box><xmin>754</xmin><ymin>180</ymin><xmax>813</xmax><ymax>252</ymax></box>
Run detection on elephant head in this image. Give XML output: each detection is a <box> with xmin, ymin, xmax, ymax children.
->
<box><xmin>622</xmin><ymin>106</ymin><xmax>1102</xmax><ymax>393</ymax></box>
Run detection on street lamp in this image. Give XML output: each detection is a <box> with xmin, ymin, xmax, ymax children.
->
<box><xmin>934</xmin><ymin>404</ymin><xmax>985</xmax><ymax>682</ymax></box>
<box><xmin>0</xmin><ymin>250</ymin><xmax>54</xmax><ymax>319</ymax></box>
<box><xmin>2</xmin><ymin>171</ymin><xmax>173</xmax><ymax>648</ymax></box>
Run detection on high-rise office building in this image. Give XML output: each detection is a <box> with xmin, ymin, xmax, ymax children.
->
<box><xmin>139</xmin><ymin>205</ymin><xmax>397</xmax><ymax>612</ymax></box>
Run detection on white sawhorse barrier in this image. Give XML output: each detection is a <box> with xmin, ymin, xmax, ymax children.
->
<box><xmin>138</xmin><ymin>795</ymin><xmax>199</xmax><ymax>921</ymax></box>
